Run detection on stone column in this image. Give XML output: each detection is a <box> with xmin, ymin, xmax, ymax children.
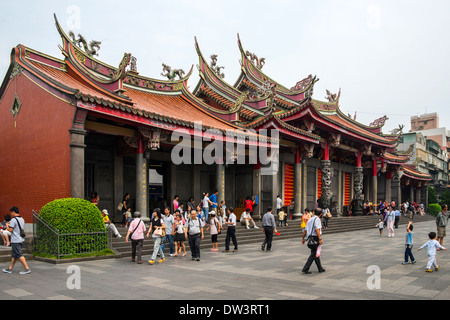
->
<box><xmin>216</xmin><ymin>158</ymin><xmax>225</xmax><ymax>208</ymax></box>
<box><xmin>136</xmin><ymin>137</ymin><xmax>148</xmax><ymax>221</ymax></box>
<box><xmin>385</xmin><ymin>169</ymin><xmax>392</xmax><ymax>203</ymax></box>
<box><xmin>293</xmin><ymin>147</ymin><xmax>302</xmax><ymax>219</ymax></box>
<box><xmin>351</xmin><ymin>149</ymin><xmax>364</xmax><ymax>216</ymax></box>
<box><xmin>252</xmin><ymin>160</ymin><xmax>262</xmax><ymax>220</ymax></box>
<box><xmin>372</xmin><ymin>159</ymin><xmax>378</xmax><ymax>205</ymax></box>
<box><xmin>69</xmin><ymin>127</ymin><xmax>87</xmax><ymax>199</ymax></box>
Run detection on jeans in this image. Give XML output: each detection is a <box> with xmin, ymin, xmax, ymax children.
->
<box><xmin>151</xmin><ymin>236</ymin><xmax>165</xmax><ymax>260</ymax></box>
<box><xmin>161</xmin><ymin>234</ymin><xmax>174</xmax><ymax>255</ymax></box>
<box><xmin>404</xmin><ymin>244</ymin><xmax>415</xmax><ymax>262</ymax></box>
<box><xmin>202</xmin><ymin>207</ymin><xmax>209</xmax><ymax>222</ymax></box>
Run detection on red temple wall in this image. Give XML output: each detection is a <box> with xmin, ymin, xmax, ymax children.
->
<box><xmin>0</xmin><ymin>73</ymin><xmax>75</xmax><ymax>222</ymax></box>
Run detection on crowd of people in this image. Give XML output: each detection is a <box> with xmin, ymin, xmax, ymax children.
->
<box><xmin>363</xmin><ymin>199</ymin><xmax>425</xmax><ymax>217</ymax></box>
<box><xmin>2</xmin><ymin>193</ymin><xmax>448</xmax><ymax>276</ymax></box>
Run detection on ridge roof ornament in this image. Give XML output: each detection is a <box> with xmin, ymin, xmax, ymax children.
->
<box><xmin>68</xmin><ymin>31</ymin><xmax>101</xmax><ymax>57</ymax></box>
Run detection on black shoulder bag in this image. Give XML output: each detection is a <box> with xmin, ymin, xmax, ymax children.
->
<box><xmin>15</xmin><ymin>217</ymin><xmax>26</xmax><ymax>238</ymax></box>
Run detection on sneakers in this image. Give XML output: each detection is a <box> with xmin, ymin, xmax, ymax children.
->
<box><xmin>148</xmin><ymin>260</ymin><xmax>155</xmax><ymax>265</ymax></box>
<box><xmin>426</xmin><ymin>269</ymin><xmax>433</xmax><ymax>273</ymax></box>
<box><xmin>158</xmin><ymin>258</ymin><xmax>165</xmax><ymax>263</ymax></box>
<box><xmin>2</xmin><ymin>268</ymin><xmax>30</xmax><ymax>274</ymax></box>
<box><xmin>435</xmin><ymin>266</ymin><xmax>440</xmax><ymax>271</ymax></box>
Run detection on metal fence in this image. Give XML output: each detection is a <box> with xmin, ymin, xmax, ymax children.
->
<box><xmin>32</xmin><ymin>211</ymin><xmax>112</xmax><ymax>259</ymax></box>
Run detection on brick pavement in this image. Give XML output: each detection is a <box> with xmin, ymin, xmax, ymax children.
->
<box><xmin>0</xmin><ymin>219</ymin><xmax>448</xmax><ymax>302</ymax></box>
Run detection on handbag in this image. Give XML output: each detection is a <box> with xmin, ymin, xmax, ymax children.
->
<box><xmin>301</xmin><ymin>219</ymin><xmax>306</xmax><ymax>228</ymax></box>
<box><xmin>154</xmin><ymin>227</ymin><xmax>165</xmax><ymax>237</ymax></box>
<box><xmin>117</xmin><ymin>202</ymin><xmax>124</xmax><ymax>211</ymax></box>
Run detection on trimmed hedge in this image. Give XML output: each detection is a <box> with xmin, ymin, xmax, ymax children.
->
<box><xmin>39</xmin><ymin>198</ymin><xmax>105</xmax><ymax>231</ymax></box>
<box><xmin>35</xmin><ymin>198</ymin><xmax>108</xmax><ymax>256</ymax></box>
<box><xmin>427</xmin><ymin>203</ymin><xmax>441</xmax><ymax>217</ymax></box>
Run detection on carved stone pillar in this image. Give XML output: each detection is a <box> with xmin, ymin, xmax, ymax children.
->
<box><xmin>351</xmin><ymin>149</ymin><xmax>364</xmax><ymax>216</ymax></box>
<box><xmin>318</xmin><ymin>160</ymin><xmax>332</xmax><ymax>209</ymax></box>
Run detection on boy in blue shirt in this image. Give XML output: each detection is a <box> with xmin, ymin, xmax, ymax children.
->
<box><xmin>402</xmin><ymin>221</ymin><xmax>416</xmax><ymax>264</ymax></box>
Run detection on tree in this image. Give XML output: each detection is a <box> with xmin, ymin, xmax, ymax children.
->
<box><xmin>439</xmin><ymin>189</ymin><xmax>450</xmax><ymax>208</ymax></box>
<box><xmin>428</xmin><ymin>186</ymin><xmax>437</xmax><ymax>204</ymax></box>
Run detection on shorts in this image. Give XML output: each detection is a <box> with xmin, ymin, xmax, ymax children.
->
<box><xmin>211</xmin><ymin>234</ymin><xmax>218</xmax><ymax>243</ymax></box>
<box><xmin>11</xmin><ymin>242</ymin><xmax>23</xmax><ymax>259</ymax></box>
<box><xmin>437</xmin><ymin>226</ymin><xmax>446</xmax><ymax>238</ymax></box>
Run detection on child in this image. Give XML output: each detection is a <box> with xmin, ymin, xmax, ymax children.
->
<box><xmin>206</xmin><ymin>211</ymin><xmax>221</xmax><ymax>251</ymax></box>
<box><xmin>126</xmin><ymin>207</ymin><xmax>132</xmax><ymax>228</ymax></box>
<box><xmin>278</xmin><ymin>209</ymin><xmax>286</xmax><ymax>227</ymax></box>
<box><xmin>418</xmin><ymin>231</ymin><xmax>447</xmax><ymax>272</ymax></box>
<box><xmin>402</xmin><ymin>221</ymin><xmax>416</xmax><ymax>264</ymax></box>
<box><xmin>173</xmin><ymin>214</ymin><xmax>186</xmax><ymax>256</ymax></box>
<box><xmin>376</xmin><ymin>218</ymin><xmax>384</xmax><ymax>236</ymax></box>
<box><xmin>218</xmin><ymin>200</ymin><xmax>226</xmax><ymax>227</ymax></box>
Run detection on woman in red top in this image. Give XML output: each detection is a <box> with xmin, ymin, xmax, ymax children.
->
<box><xmin>244</xmin><ymin>196</ymin><xmax>255</xmax><ymax>216</ymax></box>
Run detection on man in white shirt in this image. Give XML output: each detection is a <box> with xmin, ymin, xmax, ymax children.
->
<box><xmin>241</xmin><ymin>208</ymin><xmax>259</xmax><ymax>229</ymax></box>
<box><xmin>184</xmin><ymin>210</ymin><xmax>204</xmax><ymax>261</ymax></box>
<box><xmin>223</xmin><ymin>207</ymin><xmax>238</xmax><ymax>252</ymax></box>
<box><xmin>161</xmin><ymin>206</ymin><xmax>175</xmax><ymax>256</ymax></box>
<box><xmin>301</xmin><ymin>208</ymin><xmax>325</xmax><ymax>274</ymax></box>
<box><xmin>276</xmin><ymin>195</ymin><xmax>283</xmax><ymax>214</ymax></box>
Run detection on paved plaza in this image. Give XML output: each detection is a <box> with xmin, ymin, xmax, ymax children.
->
<box><xmin>0</xmin><ymin>219</ymin><xmax>449</xmax><ymax>303</ymax></box>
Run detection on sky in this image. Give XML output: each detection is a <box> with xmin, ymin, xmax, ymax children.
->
<box><xmin>1</xmin><ymin>0</ymin><xmax>449</xmax><ymax>134</ymax></box>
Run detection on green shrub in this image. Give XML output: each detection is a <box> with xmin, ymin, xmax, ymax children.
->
<box><xmin>35</xmin><ymin>198</ymin><xmax>108</xmax><ymax>256</ymax></box>
<box><xmin>427</xmin><ymin>203</ymin><xmax>441</xmax><ymax>217</ymax></box>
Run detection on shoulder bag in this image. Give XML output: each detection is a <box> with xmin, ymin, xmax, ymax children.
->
<box><xmin>15</xmin><ymin>217</ymin><xmax>26</xmax><ymax>238</ymax></box>
<box><xmin>129</xmin><ymin>220</ymin><xmax>142</xmax><ymax>239</ymax></box>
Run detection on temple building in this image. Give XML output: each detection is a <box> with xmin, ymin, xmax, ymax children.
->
<box><xmin>0</xmin><ymin>15</ymin><xmax>431</xmax><ymax>223</ymax></box>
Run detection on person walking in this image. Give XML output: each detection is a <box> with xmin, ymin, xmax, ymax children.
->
<box><xmin>394</xmin><ymin>207</ymin><xmax>401</xmax><ymax>229</ymax></box>
<box><xmin>223</xmin><ymin>208</ymin><xmax>238</xmax><ymax>253</ymax></box>
<box><xmin>2</xmin><ymin>206</ymin><xmax>30</xmax><ymax>274</ymax></box>
<box><xmin>160</xmin><ymin>206</ymin><xmax>175</xmax><ymax>257</ymax></box>
<box><xmin>184</xmin><ymin>210</ymin><xmax>204</xmax><ymax>261</ymax></box>
<box><xmin>125</xmin><ymin>211</ymin><xmax>146</xmax><ymax>264</ymax></box>
<box><xmin>436</xmin><ymin>204</ymin><xmax>448</xmax><ymax>247</ymax></box>
<box><xmin>261</xmin><ymin>207</ymin><xmax>277</xmax><ymax>252</ymax></box>
<box><xmin>173</xmin><ymin>213</ymin><xmax>186</xmax><ymax>256</ymax></box>
<box><xmin>418</xmin><ymin>231</ymin><xmax>447</xmax><ymax>272</ymax></box>
<box><xmin>384</xmin><ymin>205</ymin><xmax>396</xmax><ymax>237</ymax></box>
<box><xmin>301</xmin><ymin>207</ymin><xmax>325</xmax><ymax>274</ymax></box>
<box><xmin>206</xmin><ymin>211</ymin><xmax>221</xmax><ymax>252</ymax></box>
<box><xmin>402</xmin><ymin>221</ymin><xmax>416</xmax><ymax>265</ymax></box>
<box><xmin>146</xmin><ymin>208</ymin><xmax>166</xmax><ymax>265</ymax></box>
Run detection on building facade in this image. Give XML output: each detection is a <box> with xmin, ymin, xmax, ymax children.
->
<box><xmin>0</xmin><ymin>16</ymin><xmax>431</xmax><ymax>223</ymax></box>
